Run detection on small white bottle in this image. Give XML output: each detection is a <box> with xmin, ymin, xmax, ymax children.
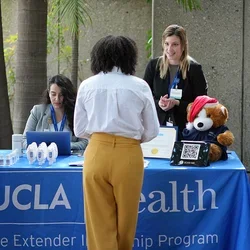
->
<box><xmin>37</xmin><ymin>142</ymin><xmax>48</xmax><ymax>165</ymax></box>
<box><xmin>47</xmin><ymin>144</ymin><xmax>55</xmax><ymax>165</ymax></box>
<box><xmin>0</xmin><ymin>154</ymin><xmax>5</xmax><ymax>166</ymax></box>
<box><xmin>12</xmin><ymin>134</ymin><xmax>23</xmax><ymax>157</ymax></box>
<box><xmin>10</xmin><ymin>151</ymin><xmax>16</xmax><ymax>165</ymax></box>
<box><xmin>47</xmin><ymin>143</ymin><xmax>58</xmax><ymax>165</ymax></box>
<box><xmin>5</xmin><ymin>154</ymin><xmax>12</xmax><ymax>166</ymax></box>
<box><xmin>26</xmin><ymin>142</ymin><xmax>38</xmax><ymax>164</ymax></box>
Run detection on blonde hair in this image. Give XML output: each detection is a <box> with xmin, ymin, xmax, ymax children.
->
<box><xmin>159</xmin><ymin>24</ymin><xmax>190</xmax><ymax>79</ymax></box>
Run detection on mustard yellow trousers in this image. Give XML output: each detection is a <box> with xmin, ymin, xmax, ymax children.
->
<box><xmin>83</xmin><ymin>133</ymin><xmax>144</xmax><ymax>250</ymax></box>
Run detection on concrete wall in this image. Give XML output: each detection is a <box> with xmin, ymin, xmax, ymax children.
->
<box><xmin>153</xmin><ymin>0</ymin><xmax>250</xmax><ymax>170</ymax></box>
<box><xmin>2</xmin><ymin>0</ymin><xmax>17</xmax><ymax>36</ymax></box>
<box><xmin>47</xmin><ymin>0</ymin><xmax>152</xmax><ymax>81</ymax></box>
<box><xmin>242</xmin><ymin>0</ymin><xmax>250</xmax><ymax>170</ymax></box>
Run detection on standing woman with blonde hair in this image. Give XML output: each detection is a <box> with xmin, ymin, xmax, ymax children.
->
<box><xmin>144</xmin><ymin>24</ymin><xmax>208</xmax><ymax>136</ymax></box>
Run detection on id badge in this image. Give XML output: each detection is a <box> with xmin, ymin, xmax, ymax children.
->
<box><xmin>170</xmin><ymin>89</ymin><xmax>182</xmax><ymax>99</ymax></box>
<box><xmin>166</xmin><ymin>117</ymin><xmax>173</xmax><ymax>126</ymax></box>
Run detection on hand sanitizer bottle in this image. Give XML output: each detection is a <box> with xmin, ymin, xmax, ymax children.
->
<box><xmin>37</xmin><ymin>142</ymin><xmax>48</xmax><ymax>166</ymax></box>
<box><xmin>47</xmin><ymin>143</ymin><xmax>55</xmax><ymax>165</ymax></box>
<box><xmin>26</xmin><ymin>142</ymin><xmax>38</xmax><ymax>164</ymax></box>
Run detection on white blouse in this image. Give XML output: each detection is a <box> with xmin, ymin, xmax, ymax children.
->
<box><xmin>74</xmin><ymin>67</ymin><xmax>159</xmax><ymax>143</ymax></box>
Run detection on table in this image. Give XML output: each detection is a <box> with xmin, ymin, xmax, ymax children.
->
<box><xmin>0</xmin><ymin>151</ymin><xmax>249</xmax><ymax>250</ymax></box>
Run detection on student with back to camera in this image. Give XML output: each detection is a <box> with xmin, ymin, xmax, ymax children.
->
<box><xmin>143</xmin><ymin>24</ymin><xmax>208</xmax><ymax>137</ymax></box>
<box><xmin>74</xmin><ymin>35</ymin><xmax>159</xmax><ymax>250</ymax></box>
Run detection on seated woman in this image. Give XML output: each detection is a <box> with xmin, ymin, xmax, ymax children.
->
<box><xmin>23</xmin><ymin>74</ymin><xmax>88</xmax><ymax>151</ymax></box>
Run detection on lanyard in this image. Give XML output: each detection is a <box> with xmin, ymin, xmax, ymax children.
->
<box><xmin>50</xmin><ymin>104</ymin><xmax>67</xmax><ymax>131</ymax></box>
<box><xmin>168</xmin><ymin>70</ymin><xmax>180</xmax><ymax>96</ymax></box>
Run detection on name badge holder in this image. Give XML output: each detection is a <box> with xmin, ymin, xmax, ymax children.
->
<box><xmin>169</xmin><ymin>70</ymin><xmax>182</xmax><ymax>100</ymax></box>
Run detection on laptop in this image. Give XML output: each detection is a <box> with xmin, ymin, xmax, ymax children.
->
<box><xmin>26</xmin><ymin>131</ymin><xmax>71</xmax><ymax>155</ymax></box>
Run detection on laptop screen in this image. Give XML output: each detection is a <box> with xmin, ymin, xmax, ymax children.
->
<box><xmin>26</xmin><ymin>131</ymin><xmax>71</xmax><ymax>155</ymax></box>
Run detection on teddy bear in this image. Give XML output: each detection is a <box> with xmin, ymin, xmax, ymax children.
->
<box><xmin>182</xmin><ymin>95</ymin><xmax>234</xmax><ymax>162</ymax></box>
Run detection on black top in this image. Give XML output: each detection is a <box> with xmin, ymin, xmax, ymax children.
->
<box><xmin>143</xmin><ymin>57</ymin><xmax>208</xmax><ymax>134</ymax></box>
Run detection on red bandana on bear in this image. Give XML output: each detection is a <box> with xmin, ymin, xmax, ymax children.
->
<box><xmin>189</xmin><ymin>95</ymin><xmax>218</xmax><ymax>122</ymax></box>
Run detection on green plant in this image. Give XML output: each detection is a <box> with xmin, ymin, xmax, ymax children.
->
<box><xmin>176</xmin><ymin>0</ymin><xmax>201</xmax><ymax>11</ymax></box>
<box><xmin>3</xmin><ymin>33</ymin><xmax>17</xmax><ymax>101</ymax></box>
<box><xmin>56</xmin><ymin>45</ymin><xmax>89</xmax><ymax>82</ymax></box>
<box><xmin>49</xmin><ymin>0</ymin><xmax>92</xmax><ymax>87</ymax></box>
<box><xmin>47</xmin><ymin>3</ymin><xmax>90</xmax><ymax>82</ymax></box>
<box><xmin>48</xmin><ymin>0</ymin><xmax>91</xmax><ymax>84</ymax></box>
<box><xmin>47</xmin><ymin>1</ymin><xmax>69</xmax><ymax>73</ymax></box>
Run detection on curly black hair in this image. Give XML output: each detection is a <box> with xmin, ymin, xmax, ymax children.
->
<box><xmin>90</xmin><ymin>35</ymin><xmax>138</xmax><ymax>75</ymax></box>
<box><xmin>42</xmin><ymin>74</ymin><xmax>76</xmax><ymax>133</ymax></box>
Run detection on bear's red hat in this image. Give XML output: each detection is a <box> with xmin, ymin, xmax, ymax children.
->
<box><xmin>189</xmin><ymin>95</ymin><xmax>218</xmax><ymax>122</ymax></box>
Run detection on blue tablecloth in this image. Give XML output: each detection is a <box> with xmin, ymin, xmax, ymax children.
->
<box><xmin>0</xmin><ymin>151</ymin><xmax>249</xmax><ymax>250</ymax></box>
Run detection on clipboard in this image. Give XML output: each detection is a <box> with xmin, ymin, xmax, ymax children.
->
<box><xmin>141</xmin><ymin>126</ymin><xmax>178</xmax><ymax>159</ymax></box>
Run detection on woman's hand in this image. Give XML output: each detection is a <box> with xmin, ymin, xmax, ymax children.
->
<box><xmin>158</xmin><ymin>94</ymin><xmax>179</xmax><ymax>111</ymax></box>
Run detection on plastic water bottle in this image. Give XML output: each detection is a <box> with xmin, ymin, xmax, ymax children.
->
<box><xmin>12</xmin><ymin>134</ymin><xmax>23</xmax><ymax>157</ymax></box>
<box><xmin>5</xmin><ymin>154</ymin><xmax>12</xmax><ymax>166</ymax></box>
<box><xmin>0</xmin><ymin>155</ymin><xmax>5</xmax><ymax>166</ymax></box>
<box><xmin>13</xmin><ymin>149</ymin><xmax>19</xmax><ymax>162</ymax></box>
<box><xmin>10</xmin><ymin>151</ymin><xmax>16</xmax><ymax>165</ymax></box>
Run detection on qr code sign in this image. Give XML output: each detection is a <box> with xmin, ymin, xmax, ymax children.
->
<box><xmin>181</xmin><ymin>143</ymin><xmax>201</xmax><ymax>160</ymax></box>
